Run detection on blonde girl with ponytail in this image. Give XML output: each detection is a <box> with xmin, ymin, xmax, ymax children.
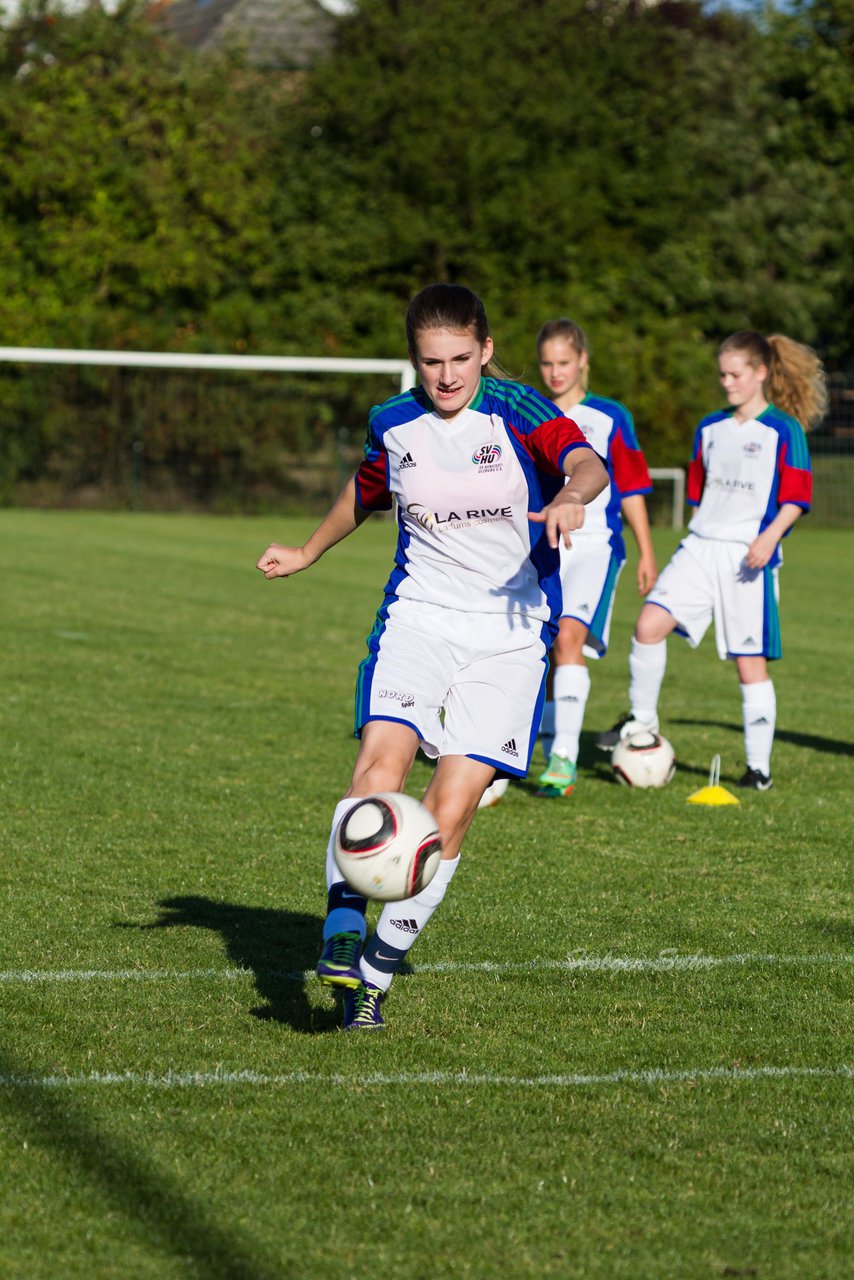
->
<box><xmin>597</xmin><ymin>330</ymin><xmax>826</xmax><ymax>791</ymax></box>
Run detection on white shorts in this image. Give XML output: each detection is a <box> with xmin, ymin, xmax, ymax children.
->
<box><xmin>558</xmin><ymin>537</ymin><xmax>623</xmax><ymax>659</ymax></box>
<box><xmin>355</xmin><ymin>597</ymin><xmax>550</xmax><ymax>777</ymax></box>
<box><xmin>647</xmin><ymin>534</ymin><xmax>781</xmax><ymax>660</ymax></box>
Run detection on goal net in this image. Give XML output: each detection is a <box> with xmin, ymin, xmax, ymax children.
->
<box><xmin>0</xmin><ymin>345</ymin><xmax>684</xmax><ymax>526</ymax></box>
<box><xmin>0</xmin><ymin>346</ymin><xmax>414</xmax><ymax>513</ymax></box>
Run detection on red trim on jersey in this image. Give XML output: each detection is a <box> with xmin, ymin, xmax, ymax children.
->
<box><xmin>777</xmin><ymin>443</ymin><xmax>812</xmax><ymax>507</ymax></box>
<box><xmin>510</xmin><ymin>416</ymin><xmax>588</xmax><ymax>476</ymax></box>
<box><xmin>686</xmin><ymin>453</ymin><xmax>706</xmax><ymax>505</ymax></box>
<box><xmin>610</xmin><ymin>431</ymin><xmax>652</xmax><ymax>495</ymax></box>
<box><xmin>355</xmin><ymin>453</ymin><xmax>392</xmax><ymax>510</ymax></box>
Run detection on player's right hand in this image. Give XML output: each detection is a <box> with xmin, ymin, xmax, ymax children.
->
<box><xmin>255</xmin><ymin>543</ymin><xmax>308</xmax><ymax>579</ymax></box>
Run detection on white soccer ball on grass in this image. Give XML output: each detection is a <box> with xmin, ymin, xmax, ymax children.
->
<box><xmin>334</xmin><ymin>792</ymin><xmax>443</xmax><ymax>902</ymax></box>
<box><xmin>611</xmin><ymin>731</ymin><xmax>676</xmax><ymax>788</ymax></box>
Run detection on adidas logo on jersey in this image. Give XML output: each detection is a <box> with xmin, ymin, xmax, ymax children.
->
<box><xmin>399</xmin><ymin>452</ymin><xmax>417</xmax><ymax>469</ymax></box>
<box><xmin>390</xmin><ymin>918</ymin><xmax>419</xmax><ymax>934</ymax></box>
<box><xmin>501</xmin><ymin>738</ymin><xmax>519</xmax><ymax>758</ymax></box>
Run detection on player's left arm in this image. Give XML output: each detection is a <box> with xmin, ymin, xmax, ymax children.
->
<box><xmin>621</xmin><ymin>493</ymin><xmax>658</xmax><ymax>593</ymax></box>
<box><xmin>530</xmin><ymin>448</ymin><xmax>609</xmax><ymax>549</ymax></box>
<box><xmin>745</xmin><ymin>503</ymin><xmax>804</xmax><ymax>570</ymax></box>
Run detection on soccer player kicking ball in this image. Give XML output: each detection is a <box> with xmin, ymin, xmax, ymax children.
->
<box><xmin>597</xmin><ymin>330</ymin><xmax>826</xmax><ymax>791</ymax></box>
<box><xmin>257</xmin><ymin>285</ymin><xmax>607</xmax><ymax>1030</ymax></box>
<box><xmin>535</xmin><ymin>318</ymin><xmax>657</xmax><ymax>799</ymax></box>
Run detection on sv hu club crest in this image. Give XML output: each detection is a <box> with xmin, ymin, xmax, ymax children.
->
<box><xmin>472</xmin><ymin>443</ymin><xmax>502</xmax><ymax>467</ymax></box>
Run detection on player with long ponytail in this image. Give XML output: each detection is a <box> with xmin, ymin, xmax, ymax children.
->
<box><xmin>597</xmin><ymin>330</ymin><xmax>826</xmax><ymax>790</ymax></box>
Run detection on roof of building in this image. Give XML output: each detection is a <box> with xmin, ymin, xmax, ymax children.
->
<box><xmin>156</xmin><ymin>0</ymin><xmax>336</xmax><ymax>69</ymax></box>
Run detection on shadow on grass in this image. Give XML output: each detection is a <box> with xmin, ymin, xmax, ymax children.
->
<box><xmin>0</xmin><ymin>1049</ymin><xmax>285</xmax><ymax>1280</ymax></box>
<box><xmin>128</xmin><ymin>896</ymin><xmax>340</xmax><ymax>1034</ymax></box>
<box><xmin>670</xmin><ymin>718</ymin><xmax>854</xmax><ymax>758</ymax></box>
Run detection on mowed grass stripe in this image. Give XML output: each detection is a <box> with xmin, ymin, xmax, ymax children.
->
<box><xmin>2</xmin><ymin>952</ymin><xmax>853</xmax><ymax>983</ymax></box>
<box><xmin>0</xmin><ymin>1064</ymin><xmax>850</xmax><ymax>1090</ymax></box>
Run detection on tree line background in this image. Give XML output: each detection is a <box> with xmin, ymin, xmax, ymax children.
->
<box><xmin>0</xmin><ymin>0</ymin><xmax>851</xmax><ymax>512</ymax></box>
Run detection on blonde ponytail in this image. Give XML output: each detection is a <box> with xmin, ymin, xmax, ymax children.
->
<box><xmin>719</xmin><ymin>329</ymin><xmax>827</xmax><ymax>430</ymax></box>
<box><xmin>767</xmin><ymin>334</ymin><xmax>828</xmax><ymax>430</ymax></box>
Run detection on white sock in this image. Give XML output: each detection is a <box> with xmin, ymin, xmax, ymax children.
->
<box><xmin>322</xmin><ymin>798</ymin><xmax>368</xmax><ymax>941</ymax></box>
<box><xmin>741</xmin><ymin>680</ymin><xmax>776</xmax><ymax>775</ymax></box>
<box><xmin>628</xmin><ymin>637</ymin><xmax>666</xmax><ymax>728</ymax></box>
<box><xmin>551</xmin><ymin>664</ymin><xmax>590</xmax><ymax>763</ymax></box>
<box><xmin>360</xmin><ymin>855</ymin><xmax>461</xmax><ymax>992</ymax></box>
<box><xmin>325</xmin><ymin>798</ymin><xmax>356</xmax><ymax>890</ymax></box>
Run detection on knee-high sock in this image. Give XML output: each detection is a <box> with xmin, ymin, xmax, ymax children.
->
<box><xmin>323</xmin><ymin>798</ymin><xmax>368</xmax><ymax>941</ymax></box>
<box><xmin>628</xmin><ymin>637</ymin><xmax>666</xmax><ymax>727</ymax></box>
<box><xmin>552</xmin><ymin>664</ymin><xmax>591</xmax><ymax>763</ymax></box>
<box><xmin>741</xmin><ymin>680</ymin><xmax>776</xmax><ymax>775</ymax></box>
<box><xmin>359</xmin><ymin>855</ymin><xmax>461</xmax><ymax>993</ymax></box>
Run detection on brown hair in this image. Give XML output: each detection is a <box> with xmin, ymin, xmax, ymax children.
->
<box><xmin>536</xmin><ymin>317</ymin><xmax>590</xmax><ymax>391</ymax></box>
<box><xmin>718</xmin><ymin>329</ymin><xmax>828</xmax><ymax>429</ymax></box>
<box><xmin>406</xmin><ymin>284</ymin><xmax>509</xmax><ymax>378</ymax></box>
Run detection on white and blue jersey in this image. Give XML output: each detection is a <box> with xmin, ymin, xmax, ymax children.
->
<box><xmin>354</xmin><ymin>377</ymin><xmax>593</xmax><ymax>634</ymax></box>
<box><xmin>564</xmin><ymin>393</ymin><xmax>652</xmax><ymax>560</ymax></box>
<box><xmin>647</xmin><ymin>403</ymin><xmax>812</xmax><ymax>661</ymax></box>
<box><xmin>686</xmin><ymin>404</ymin><xmax>812</xmax><ymax>567</ymax></box>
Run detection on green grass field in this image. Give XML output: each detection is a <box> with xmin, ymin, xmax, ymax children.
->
<box><xmin>1</xmin><ymin>510</ymin><xmax>852</xmax><ymax>1280</ymax></box>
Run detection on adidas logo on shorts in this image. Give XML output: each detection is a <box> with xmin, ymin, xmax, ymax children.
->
<box><xmin>501</xmin><ymin>738</ymin><xmax>519</xmax><ymax>758</ymax></box>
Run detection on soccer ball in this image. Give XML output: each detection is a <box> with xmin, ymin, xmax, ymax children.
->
<box><xmin>334</xmin><ymin>792</ymin><xmax>443</xmax><ymax>902</ymax></box>
<box><xmin>612</xmin><ymin>731</ymin><xmax>676</xmax><ymax>788</ymax></box>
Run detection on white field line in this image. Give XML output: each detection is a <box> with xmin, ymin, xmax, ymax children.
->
<box><xmin>0</xmin><ymin>953</ymin><xmax>853</xmax><ymax>985</ymax></box>
<box><xmin>0</xmin><ymin>1065</ymin><xmax>851</xmax><ymax>1091</ymax></box>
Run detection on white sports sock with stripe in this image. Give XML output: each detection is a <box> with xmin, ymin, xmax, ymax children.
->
<box><xmin>359</xmin><ymin>855</ymin><xmax>461</xmax><ymax>993</ymax></box>
<box><xmin>551</xmin><ymin>664</ymin><xmax>591</xmax><ymax>763</ymax></box>
<box><xmin>628</xmin><ymin>637</ymin><xmax>666</xmax><ymax>728</ymax></box>
<box><xmin>741</xmin><ymin>680</ymin><xmax>776</xmax><ymax>775</ymax></box>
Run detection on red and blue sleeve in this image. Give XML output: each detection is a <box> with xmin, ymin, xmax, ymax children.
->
<box><xmin>686</xmin><ymin>427</ymin><xmax>706</xmax><ymax>506</ymax></box>
<box><xmin>354</xmin><ymin>426</ymin><xmax>392</xmax><ymax>511</ymax></box>
<box><xmin>776</xmin><ymin>422</ymin><xmax>812</xmax><ymax>510</ymax></box>
<box><xmin>522</xmin><ymin>415</ymin><xmax>591</xmax><ymax>475</ymax></box>
<box><xmin>610</xmin><ymin>421</ymin><xmax>652</xmax><ymax>497</ymax></box>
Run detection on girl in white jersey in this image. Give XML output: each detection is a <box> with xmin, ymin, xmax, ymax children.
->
<box><xmin>257</xmin><ymin>285</ymin><xmax>607</xmax><ymax>1029</ymax></box>
<box><xmin>597</xmin><ymin>330</ymin><xmax>826</xmax><ymax>790</ymax></box>
<box><xmin>535</xmin><ymin>318</ymin><xmax>657</xmax><ymax>799</ymax></box>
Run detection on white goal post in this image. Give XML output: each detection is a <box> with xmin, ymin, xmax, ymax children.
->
<box><xmin>0</xmin><ymin>344</ymin><xmax>418</xmax><ymax>390</ymax></box>
<box><xmin>648</xmin><ymin>467</ymin><xmax>686</xmax><ymax>530</ymax></box>
<box><xmin>0</xmin><ymin>346</ymin><xmax>684</xmax><ymax>525</ymax></box>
